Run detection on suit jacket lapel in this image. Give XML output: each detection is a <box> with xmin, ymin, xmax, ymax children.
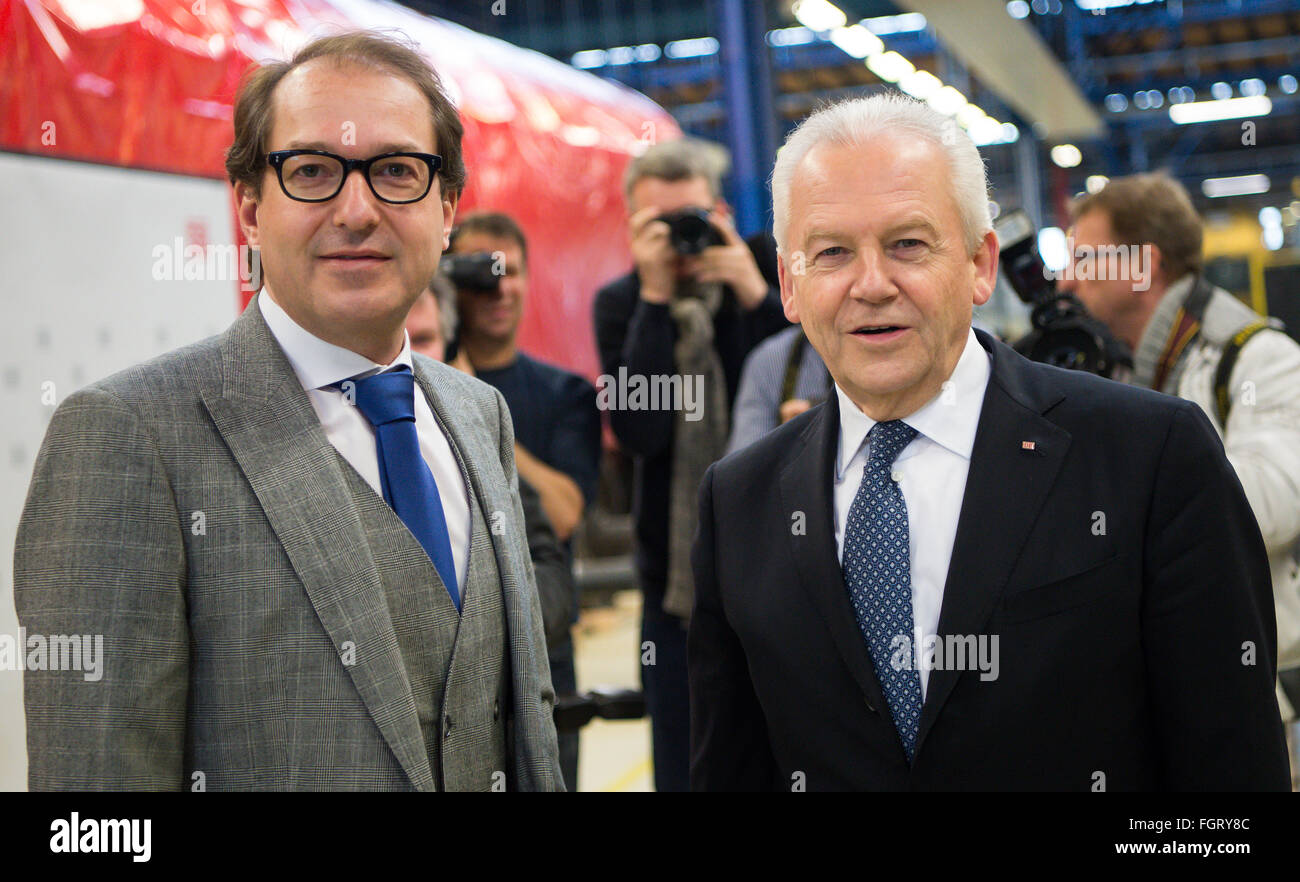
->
<box><xmin>779</xmin><ymin>392</ymin><xmax>890</xmax><ymax>717</ymax></box>
<box><xmin>914</xmin><ymin>330</ymin><xmax>1071</xmax><ymax>754</ymax></box>
<box><xmin>411</xmin><ymin>359</ymin><xmax>556</xmax><ymax>788</ymax></box>
<box><xmin>198</xmin><ymin>297</ymin><xmax>435</xmax><ymax>791</ymax></box>
<box><xmin>410</xmin><ymin>362</ymin><xmax>490</xmax><ymax>510</ymax></box>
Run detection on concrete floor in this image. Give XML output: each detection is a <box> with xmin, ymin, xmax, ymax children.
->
<box><xmin>573</xmin><ymin>589</ymin><xmax>654</xmax><ymax>792</ymax></box>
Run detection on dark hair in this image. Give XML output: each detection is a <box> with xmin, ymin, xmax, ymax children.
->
<box><xmin>449</xmin><ymin>211</ymin><xmax>529</xmax><ymax>266</ymax></box>
<box><xmin>224</xmin><ymin>30</ymin><xmax>466</xmax><ymax>199</ymax></box>
<box><xmin>1071</xmin><ymin>173</ymin><xmax>1203</xmax><ymax>283</ymax></box>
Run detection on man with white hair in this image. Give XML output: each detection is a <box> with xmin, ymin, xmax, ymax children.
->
<box><xmin>688</xmin><ymin>93</ymin><xmax>1290</xmax><ymax>790</ymax></box>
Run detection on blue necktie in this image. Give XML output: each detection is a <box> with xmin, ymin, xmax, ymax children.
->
<box><xmin>343</xmin><ymin>364</ymin><xmax>460</xmax><ymax>612</ymax></box>
<box><xmin>842</xmin><ymin>419</ymin><xmax>921</xmax><ymax>761</ymax></box>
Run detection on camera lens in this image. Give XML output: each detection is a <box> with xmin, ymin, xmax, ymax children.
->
<box><xmin>670</xmin><ymin>215</ymin><xmax>711</xmax><ymax>254</ymax></box>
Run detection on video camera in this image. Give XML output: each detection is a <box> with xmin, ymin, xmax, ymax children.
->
<box><xmin>996</xmin><ymin>209</ymin><xmax>1132</xmax><ymax>380</ymax></box>
<box><xmin>439</xmin><ymin>251</ymin><xmax>500</xmax><ymax>293</ymax></box>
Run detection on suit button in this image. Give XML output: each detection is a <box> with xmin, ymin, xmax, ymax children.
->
<box><xmin>444</xmin><ymin>716</ymin><xmax>454</xmax><ymax>738</ymax></box>
<box><xmin>493</xmin><ymin>699</ymin><xmax>500</xmax><ymax>721</ymax></box>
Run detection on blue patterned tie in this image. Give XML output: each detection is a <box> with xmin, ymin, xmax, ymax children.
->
<box><xmin>842</xmin><ymin>419</ymin><xmax>921</xmax><ymax>761</ymax></box>
<box><xmin>343</xmin><ymin>364</ymin><xmax>460</xmax><ymax>612</ymax></box>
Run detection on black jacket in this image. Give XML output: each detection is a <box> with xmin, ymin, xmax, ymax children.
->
<box><xmin>518</xmin><ymin>477</ymin><xmax>577</xmax><ymax>649</ymax></box>
<box><xmin>689</xmin><ymin>329</ymin><xmax>1290</xmax><ymax>791</ymax></box>
<box><xmin>593</xmin><ymin>253</ymin><xmax>788</xmax><ymax>600</ymax></box>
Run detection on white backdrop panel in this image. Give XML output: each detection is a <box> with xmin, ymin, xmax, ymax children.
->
<box><xmin>0</xmin><ymin>152</ymin><xmax>240</xmax><ymax>791</ymax></box>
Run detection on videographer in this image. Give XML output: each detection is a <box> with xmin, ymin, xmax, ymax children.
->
<box><xmin>1058</xmin><ymin>173</ymin><xmax>1300</xmax><ymax>727</ymax></box>
<box><xmin>593</xmin><ymin>137</ymin><xmax>789</xmax><ymax>791</ymax></box>
<box><xmin>441</xmin><ymin>212</ymin><xmax>601</xmax><ymax>791</ymax></box>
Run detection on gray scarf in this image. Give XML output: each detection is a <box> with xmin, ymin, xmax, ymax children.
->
<box><xmin>1132</xmin><ymin>274</ymin><xmax>1196</xmax><ymax>393</ymax></box>
<box><xmin>662</xmin><ymin>281</ymin><xmax>730</xmax><ymax>621</ymax></box>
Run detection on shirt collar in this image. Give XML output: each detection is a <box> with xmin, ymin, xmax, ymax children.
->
<box><xmin>258</xmin><ymin>288</ymin><xmax>412</xmax><ymax>390</ymax></box>
<box><xmin>835</xmin><ymin>327</ymin><xmax>991</xmax><ymax>480</ymax></box>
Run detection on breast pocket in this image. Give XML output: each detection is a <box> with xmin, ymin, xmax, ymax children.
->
<box><xmin>996</xmin><ymin>553</ymin><xmax>1123</xmax><ymax>624</ymax></box>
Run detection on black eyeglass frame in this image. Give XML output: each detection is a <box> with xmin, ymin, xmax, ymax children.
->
<box><xmin>265</xmin><ymin>149</ymin><xmax>443</xmax><ymax>204</ymax></box>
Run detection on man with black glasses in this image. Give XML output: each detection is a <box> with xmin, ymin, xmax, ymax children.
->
<box><xmin>15</xmin><ymin>31</ymin><xmax>563</xmax><ymax>791</ymax></box>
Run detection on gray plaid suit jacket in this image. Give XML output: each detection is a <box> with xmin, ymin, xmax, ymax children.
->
<box><xmin>14</xmin><ymin>295</ymin><xmax>563</xmax><ymax>791</ymax></box>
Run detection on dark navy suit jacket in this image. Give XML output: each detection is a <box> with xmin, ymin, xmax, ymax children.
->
<box><xmin>689</xmin><ymin>329</ymin><xmax>1290</xmax><ymax>791</ymax></box>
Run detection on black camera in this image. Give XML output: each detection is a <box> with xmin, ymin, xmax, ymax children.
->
<box><xmin>660</xmin><ymin>207</ymin><xmax>725</xmax><ymax>255</ymax></box>
<box><xmin>995</xmin><ymin>209</ymin><xmax>1132</xmax><ymax>380</ymax></box>
<box><xmin>439</xmin><ymin>251</ymin><xmax>500</xmax><ymax>293</ymax></box>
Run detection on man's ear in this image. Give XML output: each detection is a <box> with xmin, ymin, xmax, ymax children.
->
<box><xmin>235</xmin><ymin>181</ymin><xmax>261</xmax><ymax>248</ymax></box>
<box><xmin>778</xmin><ymin>251</ymin><xmax>800</xmax><ymax>323</ymax></box>
<box><xmin>1143</xmin><ymin>242</ymin><xmax>1164</xmax><ymax>291</ymax></box>
<box><xmin>971</xmin><ymin>230</ymin><xmax>999</xmax><ymax>307</ymax></box>
<box><xmin>440</xmin><ymin>187</ymin><xmax>460</xmax><ymax>250</ymax></box>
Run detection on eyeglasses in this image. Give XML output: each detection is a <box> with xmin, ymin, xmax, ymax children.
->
<box><xmin>266</xmin><ymin>149</ymin><xmax>443</xmax><ymax>204</ymax></box>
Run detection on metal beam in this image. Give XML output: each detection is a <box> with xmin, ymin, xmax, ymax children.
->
<box><xmin>1078</xmin><ymin>66</ymin><xmax>1300</xmax><ymax>103</ymax></box>
<box><xmin>894</xmin><ymin>0</ymin><xmax>1106</xmax><ymax>139</ymax></box>
<box><xmin>1072</xmin><ymin>0</ymin><xmax>1300</xmax><ymax>36</ymax></box>
<box><xmin>711</xmin><ymin>0</ymin><xmax>777</xmax><ymax>238</ymax></box>
<box><xmin>1090</xmin><ymin>35</ymin><xmax>1300</xmax><ymax>76</ymax></box>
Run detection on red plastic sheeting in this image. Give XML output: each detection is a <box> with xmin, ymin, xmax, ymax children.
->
<box><xmin>1</xmin><ymin>0</ymin><xmax>680</xmax><ymax>381</ymax></box>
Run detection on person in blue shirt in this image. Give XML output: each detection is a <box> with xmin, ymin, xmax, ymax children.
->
<box><xmin>727</xmin><ymin>324</ymin><xmax>831</xmax><ymax>455</ymax></box>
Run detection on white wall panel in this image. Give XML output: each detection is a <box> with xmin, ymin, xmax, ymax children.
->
<box><xmin>0</xmin><ymin>152</ymin><xmax>240</xmax><ymax>791</ymax></box>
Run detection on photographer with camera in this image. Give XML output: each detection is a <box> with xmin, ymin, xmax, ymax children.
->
<box><xmin>593</xmin><ymin>138</ymin><xmax>789</xmax><ymax>791</ymax></box>
<box><xmin>1058</xmin><ymin>173</ymin><xmax>1300</xmax><ymax>730</ymax></box>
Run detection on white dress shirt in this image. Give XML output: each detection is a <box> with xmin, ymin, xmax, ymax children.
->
<box><xmin>833</xmin><ymin>328</ymin><xmax>991</xmax><ymax>697</ymax></box>
<box><xmin>258</xmin><ymin>291</ymin><xmax>471</xmax><ymax>596</ymax></box>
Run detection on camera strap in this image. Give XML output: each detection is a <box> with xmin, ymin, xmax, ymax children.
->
<box><xmin>781</xmin><ymin>328</ymin><xmax>808</xmax><ymax>406</ymax></box>
<box><xmin>780</xmin><ymin>327</ymin><xmax>832</xmax><ymax>414</ymax></box>
<box><xmin>1212</xmin><ymin>320</ymin><xmax>1271</xmax><ymax>428</ymax></box>
<box><xmin>1151</xmin><ymin>275</ymin><xmax>1214</xmax><ymax>392</ymax></box>
<box><xmin>1157</xmin><ymin>274</ymin><xmax>1275</xmax><ymax>426</ymax></box>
